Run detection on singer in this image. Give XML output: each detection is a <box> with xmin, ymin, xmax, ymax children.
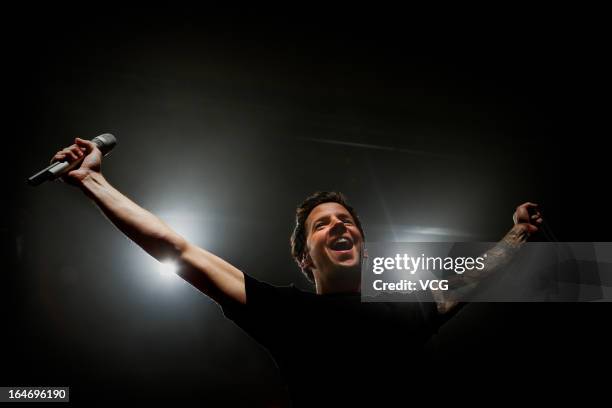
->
<box><xmin>48</xmin><ymin>137</ymin><xmax>542</xmax><ymax>406</ymax></box>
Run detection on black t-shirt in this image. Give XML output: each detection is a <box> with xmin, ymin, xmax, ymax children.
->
<box><xmin>222</xmin><ymin>274</ymin><xmax>442</xmax><ymax>406</ymax></box>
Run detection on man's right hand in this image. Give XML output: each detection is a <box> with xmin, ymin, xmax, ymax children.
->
<box><xmin>50</xmin><ymin>138</ymin><xmax>102</xmax><ymax>186</ymax></box>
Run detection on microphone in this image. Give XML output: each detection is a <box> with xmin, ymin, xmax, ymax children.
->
<box><xmin>27</xmin><ymin>133</ymin><xmax>117</xmax><ymax>186</ymax></box>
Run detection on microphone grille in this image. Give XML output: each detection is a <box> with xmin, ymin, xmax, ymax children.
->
<box><xmin>92</xmin><ymin>133</ymin><xmax>117</xmax><ymax>155</ymax></box>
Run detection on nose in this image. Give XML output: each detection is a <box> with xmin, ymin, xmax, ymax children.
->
<box><xmin>330</xmin><ymin>218</ymin><xmax>347</xmax><ymax>235</ymax></box>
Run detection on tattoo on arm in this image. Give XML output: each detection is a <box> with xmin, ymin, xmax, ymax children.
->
<box><xmin>432</xmin><ymin>224</ymin><xmax>531</xmax><ymax>313</ymax></box>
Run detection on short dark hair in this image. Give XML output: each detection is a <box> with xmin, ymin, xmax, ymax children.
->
<box><xmin>290</xmin><ymin>191</ymin><xmax>365</xmax><ymax>282</ymax></box>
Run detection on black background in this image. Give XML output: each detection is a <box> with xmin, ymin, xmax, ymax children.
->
<box><xmin>3</xmin><ymin>8</ymin><xmax>610</xmax><ymax>405</ymax></box>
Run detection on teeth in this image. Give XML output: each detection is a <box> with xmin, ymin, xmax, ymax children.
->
<box><xmin>331</xmin><ymin>237</ymin><xmax>353</xmax><ymax>250</ymax></box>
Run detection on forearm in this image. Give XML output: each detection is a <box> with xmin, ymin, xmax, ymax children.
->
<box><xmin>433</xmin><ymin>223</ymin><xmax>530</xmax><ymax>313</ymax></box>
<box><xmin>76</xmin><ymin>171</ymin><xmax>246</xmax><ymax>304</ymax></box>
<box><xmin>455</xmin><ymin>223</ymin><xmax>528</xmax><ymax>285</ymax></box>
<box><xmin>78</xmin><ymin>172</ymin><xmax>187</xmax><ymax>261</ymax></box>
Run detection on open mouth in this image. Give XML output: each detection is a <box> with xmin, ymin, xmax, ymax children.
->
<box><xmin>329</xmin><ymin>237</ymin><xmax>354</xmax><ymax>251</ymax></box>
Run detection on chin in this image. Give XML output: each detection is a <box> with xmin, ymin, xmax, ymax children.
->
<box><xmin>335</xmin><ymin>257</ymin><xmax>361</xmax><ymax>273</ymax></box>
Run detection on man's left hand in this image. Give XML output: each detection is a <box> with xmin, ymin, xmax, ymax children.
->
<box><xmin>512</xmin><ymin>202</ymin><xmax>543</xmax><ymax>235</ymax></box>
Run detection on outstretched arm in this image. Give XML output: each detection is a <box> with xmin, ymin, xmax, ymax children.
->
<box><xmin>51</xmin><ymin>138</ymin><xmax>246</xmax><ymax>305</ymax></box>
<box><xmin>432</xmin><ymin>202</ymin><xmax>543</xmax><ymax>314</ymax></box>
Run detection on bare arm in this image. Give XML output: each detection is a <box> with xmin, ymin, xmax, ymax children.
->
<box><xmin>432</xmin><ymin>202</ymin><xmax>543</xmax><ymax>314</ymax></box>
<box><xmin>52</xmin><ymin>138</ymin><xmax>246</xmax><ymax>305</ymax></box>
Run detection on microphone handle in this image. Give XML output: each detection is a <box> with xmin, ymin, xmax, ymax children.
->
<box><xmin>28</xmin><ymin>157</ymin><xmax>85</xmax><ymax>186</ymax></box>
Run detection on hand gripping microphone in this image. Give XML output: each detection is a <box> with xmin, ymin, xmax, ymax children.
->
<box><xmin>27</xmin><ymin>133</ymin><xmax>117</xmax><ymax>186</ymax></box>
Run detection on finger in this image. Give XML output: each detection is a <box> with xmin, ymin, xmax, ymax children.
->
<box><xmin>75</xmin><ymin>138</ymin><xmax>95</xmax><ymax>153</ymax></box>
<box><xmin>63</xmin><ymin>149</ymin><xmax>78</xmax><ymax>161</ymax></box>
<box><xmin>70</xmin><ymin>145</ymin><xmax>84</xmax><ymax>157</ymax></box>
<box><xmin>517</xmin><ymin>202</ymin><xmax>538</xmax><ymax>210</ymax></box>
<box><xmin>50</xmin><ymin>153</ymin><xmax>66</xmax><ymax>164</ymax></box>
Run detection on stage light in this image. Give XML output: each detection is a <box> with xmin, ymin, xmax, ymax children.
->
<box><xmin>159</xmin><ymin>260</ymin><xmax>178</xmax><ymax>277</ymax></box>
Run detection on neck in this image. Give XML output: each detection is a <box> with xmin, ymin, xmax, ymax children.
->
<box><xmin>314</xmin><ymin>268</ymin><xmax>361</xmax><ymax>294</ymax></box>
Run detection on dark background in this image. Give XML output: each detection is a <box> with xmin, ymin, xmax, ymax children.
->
<box><xmin>3</xmin><ymin>9</ymin><xmax>610</xmax><ymax>405</ymax></box>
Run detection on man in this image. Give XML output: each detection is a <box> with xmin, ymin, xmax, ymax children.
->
<box><xmin>51</xmin><ymin>137</ymin><xmax>542</xmax><ymax>406</ymax></box>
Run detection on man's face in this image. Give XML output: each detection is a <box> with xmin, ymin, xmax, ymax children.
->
<box><xmin>304</xmin><ymin>202</ymin><xmax>363</xmax><ymax>281</ymax></box>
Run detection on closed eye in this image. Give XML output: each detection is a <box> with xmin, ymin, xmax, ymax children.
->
<box><xmin>340</xmin><ymin>217</ymin><xmax>354</xmax><ymax>225</ymax></box>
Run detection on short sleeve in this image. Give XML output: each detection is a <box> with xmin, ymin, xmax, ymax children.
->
<box><xmin>220</xmin><ymin>273</ymin><xmax>297</xmax><ymax>352</ymax></box>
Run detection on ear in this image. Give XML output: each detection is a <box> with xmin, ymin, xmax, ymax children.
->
<box><xmin>362</xmin><ymin>246</ymin><xmax>369</xmax><ymax>259</ymax></box>
<box><xmin>299</xmin><ymin>253</ymin><xmax>313</xmax><ymax>270</ymax></box>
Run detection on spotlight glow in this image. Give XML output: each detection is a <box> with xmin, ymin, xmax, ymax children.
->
<box><xmin>159</xmin><ymin>260</ymin><xmax>178</xmax><ymax>277</ymax></box>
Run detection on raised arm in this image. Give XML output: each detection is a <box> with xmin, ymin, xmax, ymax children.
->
<box><xmin>51</xmin><ymin>138</ymin><xmax>246</xmax><ymax>305</ymax></box>
<box><xmin>432</xmin><ymin>202</ymin><xmax>543</xmax><ymax>314</ymax></box>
